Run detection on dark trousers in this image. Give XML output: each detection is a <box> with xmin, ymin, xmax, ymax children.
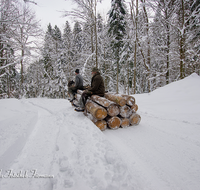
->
<box><xmin>79</xmin><ymin>90</ymin><xmax>92</xmax><ymax>108</ymax></box>
<box><xmin>68</xmin><ymin>86</ymin><xmax>84</xmax><ymax>98</ymax></box>
<box><xmin>68</xmin><ymin>86</ymin><xmax>78</xmax><ymax>98</ymax></box>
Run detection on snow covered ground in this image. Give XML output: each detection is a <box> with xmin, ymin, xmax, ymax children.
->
<box><xmin>0</xmin><ymin>73</ymin><xmax>200</xmax><ymax>190</ymax></box>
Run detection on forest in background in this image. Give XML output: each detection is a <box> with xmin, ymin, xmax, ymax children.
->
<box><xmin>0</xmin><ymin>0</ymin><xmax>199</xmax><ymax>98</ymax></box>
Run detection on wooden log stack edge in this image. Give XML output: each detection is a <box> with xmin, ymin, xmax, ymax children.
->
<box><xmin>75</xmin><ymin>91</ymin><xmax>141</xmax><ymax>131</ymax></box>
<box><xmin>85</xmin><ymin>100</ymin><xmax>107</xmax><ymax>120</ymax></box>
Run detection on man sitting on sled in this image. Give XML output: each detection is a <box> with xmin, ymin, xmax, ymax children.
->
<box><xmin>73</xmin><ymin>67</ymin><xmax>105</xmax><ymax>112</ymax></box>
<box><xmin>68</xmin><ymin>69</ymin><xmax>84</xmax><ymax>102</ymax></box>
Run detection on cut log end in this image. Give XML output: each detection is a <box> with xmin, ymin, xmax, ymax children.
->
<box><xmin>95</xmin><ymin>109</ymin><xmax>107</xmax><ymax>120</ymax></box>
<box><xmin>107</xmin><ymin>116</ymin><xmax>121</xmax><ymax>129</ymax></box>
<box><xmin>131</xmin><ymin>104</ymin><xmax>138</xmax><ymax>112</ymax></box>
<box><xmin>122</xmin><ymin>95</ymin><xmax>135</xmax><ymax>106</ymax></box>
<box><xmin>95</xmin><ymin>120</ymin><xmax>107</xmax><ymax>131</ymax></box>
<box><xmin>126</xmin><ymin>97</ymin><xmax>135</xmax><ymax>106</ymax></box>
<box><xmin>121</xmin><ymin>118</ymin><xmax>130</xmax><ymax>128</ymax></box>
<box><xmin>120</xmin><ymin>105</ymin><xmax>132</xmax><ymax>118</ymax></box>
<box><xmin>107</xmin><ymin>104</ymin><xmax>120</xmax><ymax>116</ymax></box>
<box><xmin>129</xmin><ymin>113</ymin><xmax>141</xmax><ymax>125</ymax></box>
<box><xmin>118</xmin><ymin>99</ymin><xmax>127</xmax><ymax>107</ymax></box>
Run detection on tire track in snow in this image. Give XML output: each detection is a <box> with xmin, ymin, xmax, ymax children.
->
<box><xmin>0</xmin><ymin>113</ymin><xmax>38</xmax><ymax>171</ymax></box>
<box><xmin>0</xmin><ymin>100</ymin><xmax>67</xmax><ymax>190</ymax></box>
<box><xmin>0</xmin><ymin>99</ymin><xmax>39</xmax><ymax>173</ymax></box>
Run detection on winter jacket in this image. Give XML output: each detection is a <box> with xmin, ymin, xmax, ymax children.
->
<box><xmin>74</xmin><ymin>74</ymin><xmax>83</xmax><ymax>89</ymax></box>
<box><xmin>87</xmin><ymin>72</ymin><xmax>105</xmax><ymax>96</ymax></box>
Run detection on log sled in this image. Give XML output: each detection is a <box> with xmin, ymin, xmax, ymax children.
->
<box><xmin>72</xmin><ymin>90</ymin><xmax>141</xmax><ymax>131</ymax></box>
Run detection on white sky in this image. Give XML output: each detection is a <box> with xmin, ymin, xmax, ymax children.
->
<box><xmin>31</xmin><ymin>0</ymin><xmax>111</xmax><ymax>31</ymax></box>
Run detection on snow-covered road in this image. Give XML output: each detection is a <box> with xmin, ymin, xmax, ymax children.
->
<box><xmin>0</xmin><ymin>73</ymin><xmax>200</xmax><ymax>190</ymax></box>
<box><xmin>105</xmin><ymin>111</ymin><xmax>200</xmax><ymax>190</ymax></box>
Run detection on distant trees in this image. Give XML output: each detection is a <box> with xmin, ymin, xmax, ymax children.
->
<box><xmin>150</xmin><ymin>0</ymin><xmax>200</xmax><ymax>88</ymax></box>
<box><xmin>29</xmin><ymin>23</ymin><xmax>68</xmax><ymax>98</ymax></box>
<box><xmin>126</xmin><ymin>0</ymin><xmax>200</xmax><ymax>93</ymax></box>
<box><xmin>1</xmin><ymin>0</ymin><xmax>200</xmax><ymax>99</ymax></box>
<box><xmin>0</xmin><ymin>0</ymin><xmax>17</xmax><ymax>97</ymax></box>
<box><xmin>63</xmin><ymin>21</ymin><xmax>73</xmax><ymax>80</ymax></box>
<box><xmin>14</xmin><ymin>3</ymin><xmax>41</xmax><ymax>88</ymax></box>
<box><xmin>0</xmin><ymin>0</ymin><xmax>41</xmax><ymax>98</ymax></box>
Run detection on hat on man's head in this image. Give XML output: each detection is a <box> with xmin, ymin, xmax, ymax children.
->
<box><xmin>75</xmin><ymin>69</ymin><xmax>79</xmax><ymax>74</ymax></box>
<box><xmin>92</xmin><ymin>67</ymin><xmax>99</xmax><ymax>72</ymax></box>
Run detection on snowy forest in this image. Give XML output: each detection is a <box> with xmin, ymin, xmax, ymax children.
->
<box><xmin>0</xmin><ymin>0</ymin><xmax>200</xmax><ymax>99</ymax></box>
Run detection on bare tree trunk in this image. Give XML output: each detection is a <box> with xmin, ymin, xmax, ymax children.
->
<box><xmin>90</xmin><ymin>0</ymin><xmax>94</xmax><ymax>58</ymax></box>
<box><xmin>94</xmin><ymin>0</ymin><xmax>98</xmax><ymax>67</ymax></box>
<box><xmin>166</xmin><ymin>22</ymin><xmax>170</xmax><ymax>84</ymax></box>
<box><xmin>134</xmin><ymin>0</ymin><xmax>138</xmax><ymax>94</ymax></box>
<box><xmin>91</xmin><ymin>24</ymin><xmax>94</xmax><ymax>55</ymax></box>
<box><xmin>117</xmin><ymin>49</ymin><xmax>119</xmax><ymax>94</ymax></box>
<box><xmin>20</xmin><ymin>48</ymin><xmax>24</xmax><ymax>85</ymax></box>
<box><xmin>130</xmin><ymin>0</ymin><xmax>138</xmax><ymax>94</ymax></box>
<box><xmin>141</xmin><ymin>0</ymin><xmax>151</xmax><ymax>92</ymax></box>
<box><xmin>103</xmin><ymin>46</ymin><xmax>108</xmax><ymax>90</ymax></box>
<box><xmin>130</xmin><ymin>0</ymin><xmax>150</xmax><ymax>93</ymax></box>
<box><xmin>127</xmin><ymin>60</ymin><xmax>130</xmax><ymax>95</ymax></box>
<box><xmin>180</xmin><ymin>0</ymin><xmax>185</xmax><ymax>79</ymax></box>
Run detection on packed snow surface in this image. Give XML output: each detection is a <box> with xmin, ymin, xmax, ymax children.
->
<box><xmin>0</xmin><ymin>73</ymin><xmax>200</xmax><ymax>190</ymax></box>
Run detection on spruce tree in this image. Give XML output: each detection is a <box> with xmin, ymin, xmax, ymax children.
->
<box><xmin>72</xmin><ymin>21</ymin><xmax>83</xmax><ymax>72</ymax></box>
<box><xmin>42</xmin><ymin>24</ymin><xmax>54</xmax><ymax>79</ymax></box>
<box><xmin>63</xmin><ymin>21</ymin><xmax>73</xmax><ymax>81</ymax></box>
<box><xmin>108</xmin><ymin>0</ymin><xmax>126</xmax><ymax>93</ymax></box>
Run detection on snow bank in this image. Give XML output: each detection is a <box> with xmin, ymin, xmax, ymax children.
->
<box><xmin>135</xmin><ymin>73</ymin><xmax>200</xmax><ymax>124</ymax></box>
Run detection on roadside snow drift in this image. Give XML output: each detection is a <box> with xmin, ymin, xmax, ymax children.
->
<box><xmin>0</xmin><ymin>73</ymin><xmax>200</xmax><ymax>190</ymax></box>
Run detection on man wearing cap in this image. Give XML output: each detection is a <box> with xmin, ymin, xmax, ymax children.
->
<box><xmin>68</xmin><ymin>69</ymin><xmax>84</xmax><ymax>102</ymax></box>
<box><xmin>74</xmin><ymin>67</ymin><xmax>105</xmax><ymax>112</ymax></box>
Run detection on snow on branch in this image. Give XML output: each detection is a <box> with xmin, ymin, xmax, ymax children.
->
<box><xmin>0</xmin><ymin>62</ymin><xmax>16</xmax><ymax>71</ymax></box>
<box><xmin>23</xmin><ymin>0</ymin><xmax>37</xmax><ymax>5</ymax></box>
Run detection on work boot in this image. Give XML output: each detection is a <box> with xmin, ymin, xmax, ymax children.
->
<box><xmin>74</xmin><ymin>107</ymin><xmax>85</xmax><ymax>112</ymax></box>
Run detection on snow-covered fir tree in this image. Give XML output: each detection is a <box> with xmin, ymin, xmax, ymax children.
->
<box><xmin>108</xmin><ymin>0</ymin><xmax>127</xmax><ymax>93</ymax></box>
<box><xmin>63</xmin><ymin>21</ymin><xmax>74</xmax><ymax>81</ymax></box>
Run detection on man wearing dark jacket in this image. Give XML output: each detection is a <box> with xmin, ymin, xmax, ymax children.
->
<box><xmin>68</xmin><ymin>69</ymin><xmax>84</xmax><ymax>102</ymax></box>
<box><xmin>74</xmin><ymin>67</ymin><xmax>105</xmax><ymax>112</ymax></box>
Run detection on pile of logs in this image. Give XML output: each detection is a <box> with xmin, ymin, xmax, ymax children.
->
<box><xmin>75</xmin><ymin>90</ymin><xmax>141</xmax><ymax>131</ymax></box>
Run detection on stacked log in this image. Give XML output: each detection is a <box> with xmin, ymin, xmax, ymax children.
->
<box><xmin>104</xmin><ymin>93</ymin><xmax>126</xmax><ymax>107</ymax></box>
<box><xmin>121</xmin><ymin>95</ymin><xmax>135</xmax><ymax>106</ymax></box>
<box><xmin>119</xmin><ymin>105</ymin><xmax>132</xmax><ymax>118</ymax></box>
<box><xmin>105</xmin><ymin>116</ymin><xmax>121</xmax><ymax>129</ymax></box>
<box><xmin>131</xmin><ymin>104</ymin><xmax>138</xmax><ymax>112</ymax></box>
<box><xmin>130</xmin><ymin>113</ymin><xmax>141</xmax><ymax>125</ymax></box>
<box><xmin>90</xmin><ymin>95</ymin><xmax>120</xmax><ymax>116</ymax></box>
<box><xmin>85</xmin><ymin>100</ymin><xmax>107</xmax><ymax>120</ymax></box>
<box><xmin>120</xmin><ymin>117</ymin><xmax>130</xmax><ymax>128</ymax></box>
<box><xmin>74</xmin><ymin>91</ymin><xmax>141</xmax><ymax>131</ymax></box>
<box><xmin>94</xmin><ymin>120</ymin><xmax>107</xmax><ymax>131</ymax></box>
<box><xmin>85</xmin><ymin>112</ymin><xmax>107</xmax><ymax>131</ymax></box>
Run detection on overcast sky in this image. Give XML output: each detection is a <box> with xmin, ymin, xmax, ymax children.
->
<box><xmin>31</xmin><ymin>0</ymin><xmax>111</xmax><ymax>31</ymax></box>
